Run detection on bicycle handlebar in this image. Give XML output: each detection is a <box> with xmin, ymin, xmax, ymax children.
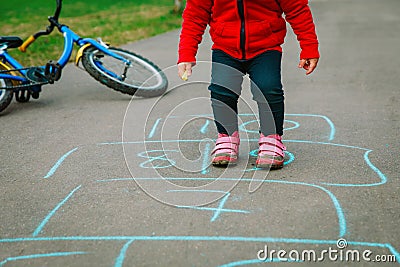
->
<box><xmin>54</xmin><ymin>0</ymin><xmax>62</xmax><ymax>21</ymax></box>
<box><xmin>18</xmin><ymin>35</ymin><xmax>36</xmax><ymax>52</ymax></box>
<box><xmin>18</xmin><ymin>0</ymin><xmax>62</xmax><ymax>52</ymax></box>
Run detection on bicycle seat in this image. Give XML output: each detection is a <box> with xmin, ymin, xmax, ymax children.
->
<box><xmin>0</xmin><ymin>36</ymin><xmax>23</xmax><ymax>49</ymax></box>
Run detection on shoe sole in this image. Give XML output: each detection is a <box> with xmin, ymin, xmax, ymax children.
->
<box><xmin>256</xmin><ymin>158</ymin><xmax>284</xmax><ymax>170</ymax></box>
<box><xmin>212</xmin><ymin>154</ymin><xmax>238</xmax><ymax>167</ymax></box>
<box><xmin>212</xmin><ymin>160</ymin><xmax>237</xmax><ymax>167</ymax></box>
<box><xmin>256</xmin><ymin>163</ymin><xmax>283</xmax><ymax>170</ymax></box>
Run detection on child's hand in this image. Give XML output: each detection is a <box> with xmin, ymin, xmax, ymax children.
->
<box><xmin>178</xmin><ymin>62</ymin><xmax>194</xmax><ymax>81</ymax></box>
<box><xmin>298</xmin><ymin>58</ymin><xmax>319</xmax><ymax>75</ymax></box>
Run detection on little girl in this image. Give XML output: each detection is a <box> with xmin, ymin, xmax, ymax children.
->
<box><xmin>177</xmin><ymin>0</ymin><xmax>319</xmax><ymax>169</ymax></box>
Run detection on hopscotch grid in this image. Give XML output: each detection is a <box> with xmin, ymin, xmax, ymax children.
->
<box><xmin>100</xmin><ymin>177</ymin><xmax>346</xmax><ymax>237</ymax></box>
<box><xmin>46</xmin><ymin>140</ymin><xmax>371</xmax><ymax>179</ymax></box>
<box><xmin>8</xmin><ymin>113</ymin><xmax>396</xmax><ymax>265</ymax></box>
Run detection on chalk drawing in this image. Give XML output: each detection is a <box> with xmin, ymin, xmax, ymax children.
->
<box><xmin>44</xmin><ymin>147</ymin><xmax>79</xmax><ymax>178</ymax></box>
<box><xmin>148</xmin><ymin>118</ymin><xmax>162</xmax><ymax>139</ymax></box>
<box><xmin>0</xmin><ymin>252</ymin><xmax>87</xmax><ymax>266</ymax></box>
<box><xmin>137</xmin><ymin>150</ymin><xmax>178</xmax><ymax>169</ymax></box>
<box><xmin>4</xmin><ymin>113</ymin><xmax>397</xmax><ymax>266</ymax></box>
<box><xmin>169</xmin><ymin>190</ymin><xmax>250</xmax><ymax>221</ymax></box>
<box><xmin>32</xmin><ymin>185</ymin><xmax>82</xmax><ymax>237</ymax></box>
<box><xmin>114</xmin><ymin>240</ymin><xmax>135</xmax><ymax>267</ymax></box>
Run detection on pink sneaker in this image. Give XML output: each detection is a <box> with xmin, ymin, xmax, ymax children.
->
<box><xmin>256</xmin><ymin>133</ymin><xmax>286</xmax><ymax>169</ymax></box>
<box><xmin>211</xmin><ymin>131</ymin><xmax>240</xmax><ymax>166</ymax></box>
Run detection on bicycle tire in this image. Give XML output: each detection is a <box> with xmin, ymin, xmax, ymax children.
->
<box><xmin>0</xmin><ymin>79</ymin><xmax>13</xmax><ymax>113</ymax></box>
<box><xmin>81</xmin><ymin>47</ymin><xmax>168</xmax><ymax>97</ymax></box>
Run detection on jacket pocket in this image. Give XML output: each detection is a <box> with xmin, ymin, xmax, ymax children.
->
<box><xmin>210</xmin><ymin>22</ymin><xmax>240</xmax><ymax>52</ymax></box>
<box><xmin>247</xmin><ymin>21</ymin><xmax>275</xmax><ymax>42</ymax></box>
<box><xmin>247</xmin><ymin>20</ymin><xmax>282</xmax><ymax>52</ymax></box>
<box><xmin>220</xmin><ymin>22</ymin><xmax>238</xmax><ymax>38</ymax></box>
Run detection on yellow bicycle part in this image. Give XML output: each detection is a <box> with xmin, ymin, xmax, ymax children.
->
<box><xmin>0</xmin><ymin>61</ymin><xmax>21</xmax><ymax>86</ymax></box>
<box><xmin>18</xmin><ymin>35</ymin><xmax>36</xmax><ymax>53</ymax></box>
<box><xmin>75</xmin><ymin>43</ymin><xmax>92</xmax><ymax>66</ymax></box>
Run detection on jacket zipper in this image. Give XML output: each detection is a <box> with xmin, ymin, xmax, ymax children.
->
<box><xmin>237</xmin><ymin>0</ymin><xmax>246</xmax><ymax>59</ymax></box>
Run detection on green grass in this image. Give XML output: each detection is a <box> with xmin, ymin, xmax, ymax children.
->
<box><xmin>1</xmin><ymin>0</ymin><xmax>184</xmax><ymax>66</ymax></box>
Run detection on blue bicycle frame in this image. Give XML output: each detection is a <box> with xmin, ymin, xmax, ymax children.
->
<box><xmin>0</xmin><ymin>25</ymin><xmax>130</xmax><ymax>85</ymax></box>
<box><xmin>0</xmin><ymin>49</ymin><xmax>28</xmax><ymax>83</ymax></box>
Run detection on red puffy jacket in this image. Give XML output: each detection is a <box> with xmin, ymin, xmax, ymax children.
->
<box><xmin>178</xmin><ymin>0</ymin><xmax>319</xmax><ymax>63</ymax></box>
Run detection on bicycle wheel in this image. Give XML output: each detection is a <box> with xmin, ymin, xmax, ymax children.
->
<box><xmin>0</xmin><ymin>79</ymin><xmax>13</xmax><ymax>113</ymax></box>
<box><xmin>82</xmin><ymin>47</ymin><xmax>168</xmax><ymax>97</ymax></box>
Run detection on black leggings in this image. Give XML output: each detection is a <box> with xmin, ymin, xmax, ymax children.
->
<box><xmin>209</xmin><ymin>49</ymin><xmax>285</xmax><ymax>136</ymax></box>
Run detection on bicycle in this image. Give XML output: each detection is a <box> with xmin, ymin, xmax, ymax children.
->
<box><xmin>0</xmin><ymin>0</ymin><xmax>168</xmax><ymax>113</ymax></box>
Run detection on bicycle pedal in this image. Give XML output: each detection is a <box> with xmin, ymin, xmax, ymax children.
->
<box><xmin>45</xmin><ymin>60</ymin><xmax>62</xmax><ymax>83</ymax></box>
<box><xmin>15</xmin><ymin>89</ymin><xmax>31</xmax><ymax>103</ymax></box>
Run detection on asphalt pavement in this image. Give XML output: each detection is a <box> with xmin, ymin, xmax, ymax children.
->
<box><xmin>1</xmin><ymin>0</ymin><xmax>399</xmax><ymax>266</ymax></box>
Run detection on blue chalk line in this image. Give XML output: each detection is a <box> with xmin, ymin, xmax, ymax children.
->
<box><xmin>32</xmin><ymin>185</ymin><xmax>82</xmax><ymax>237</ymax></box>
<box><xmin>44</xmin><ymin>147</ymin><xmax>79</xmax><ymax>178</ymax></box>
<box><xmin>114</xmin><ymin>240</ymin><xmax>135</xmax><ymax>267</ymax></box>
<box><xmin>0</xmin><ymin>236</ymin><xmax>398</xmax><ymax>263</ymax></box>
<box><xmin>102</xmin><ymin>177</ymin><xmax>346</xmax><ymax>237</ymax></box>
<box><xmin>0</xmin><ymin>251</ymin><xmax>87</xmax><ymax>266</ymax></box>
<box><xmin>322</xmin><ymin>150</ymin><xmax>387</xmax><ymax>187</ymax></box>
<box><xmin>148</xmin><ymin>118</ymin><xmax>162</xmax><ymax>139</ymax></box>
<box><xmin>200</xmin><ymin>119</ymin><xmax>210</xmax><ymax>134</ymax></box>
<box><xmin>170</xmin><ymin>190</ymin><xmax>250</xmax><ymax>221</ymax></box>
